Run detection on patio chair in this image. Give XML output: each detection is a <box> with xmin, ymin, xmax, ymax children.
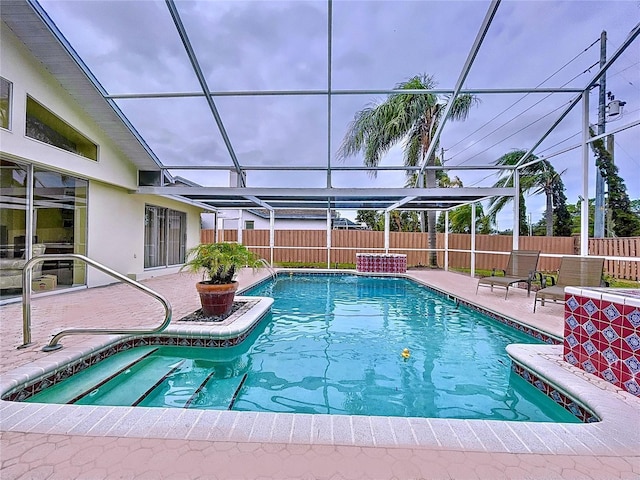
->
<box><xmin>476</xmin><ymin>250</ymin><xmax>540</xmax><ymax>299</ymax></box>
<box><xmin>533</xmin><ymin>256</ymin><xmax>605</xmax><ymax>312</ymax></box>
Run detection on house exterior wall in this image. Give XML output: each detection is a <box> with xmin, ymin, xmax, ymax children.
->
<box><xmin>0</xmin><ymin>25</ymin><xmax>137</xmax><ymax>188</ymax></box>
<box><xmin>1</xmin><ymin>24</ymin><xmax>203</xmax><ymax>288</ymax></box>
<box><xmin>213</xmin><ymin>211</ymin><xmax>328</xmax><ymax>231</ymax></box>
<box><xmin>87</xmin><ymin>184</ymin><xmax>202</xmax><ymax>286</ymax></box>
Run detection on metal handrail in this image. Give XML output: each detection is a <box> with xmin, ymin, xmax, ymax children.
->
<box><xmin>20</xmin><ymin>254</ymin><xmax>172</xmax><ymax>352</ymax></box>
<box><xmin>258</xmin><ymin>258</ymin><xmax>277</xmax><ymax>281</ymax></box>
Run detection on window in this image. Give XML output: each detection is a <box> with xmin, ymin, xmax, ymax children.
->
<box><xmin>244</xmin><ymin>220</ymin><xmax>255</xmax><ymax>230</ymax></box>
<box><xmin>0</xmin><ymin>77</ymin><xmax>11</xmax><ymax>130</ymax></box>
<box><xmin>0</xmin><ymin>160</ymin><xmax>88</xmax><ymax>298</ymax></box>
<box><xmin>144</xmin><ymin>205</ymin><xmax>186</xmax><ymax>268</ymax></box>
<box><xmin>25</xmin><ymin>96</ymin><xmax>98</xmax><ymax>160</ymax></box>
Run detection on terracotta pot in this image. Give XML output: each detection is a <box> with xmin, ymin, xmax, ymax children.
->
<box><xmin>195</xmin><ymin>281</ymin><xmax>239</xmax><ymax>317</ymax></box>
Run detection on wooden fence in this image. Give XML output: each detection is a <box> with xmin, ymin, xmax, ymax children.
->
<box><xmin>589</xmin><ymin>237</ymin><xmax>639</xmax><ymax>280</ymax></box>
<box><xmin>200</xmin><ymin>229</ymin><xmax>639</xmax><ymax>280</ymax></box>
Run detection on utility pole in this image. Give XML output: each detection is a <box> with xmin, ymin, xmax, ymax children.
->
<box><xmin>594</xmin><ymin>30</ymin><xmax>606</xmax><ymax>238</ymax></box>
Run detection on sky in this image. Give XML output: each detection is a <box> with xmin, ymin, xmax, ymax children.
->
<box><xmin>37</xmin><ymin>0</ymin><xmax>640</xmax><ymax>229</ymax></box>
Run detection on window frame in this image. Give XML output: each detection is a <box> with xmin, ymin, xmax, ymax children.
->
<box><xmin>0</xmin><ymin>76</ymin><xmax>12</xmax><ymax>131</ymax></box>
<box><xmin>25</xmin><ymin>95</ymin><xmax>99</xmax><ymax>161</ymax></box>
<box><xmin>244</xmin><ymin>220</ymin><xmax>255</xmax><ymax>230</ymax></box>
<box><xmin>144</xmin><ymin>204</ymin><xmax>187</xmax><ymax>269</ymax></box>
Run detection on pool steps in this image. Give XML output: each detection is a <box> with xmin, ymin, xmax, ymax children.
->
<box><xmin>25</xmin><ymin>346</ymin><xmax>158</xmax><ymax>404</ymax></box>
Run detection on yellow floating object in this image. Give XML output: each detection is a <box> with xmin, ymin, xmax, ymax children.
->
<box><xmin>401</xmin><ymin>348</ymin><xmax>411</xmax><ymax>359</ymax></box>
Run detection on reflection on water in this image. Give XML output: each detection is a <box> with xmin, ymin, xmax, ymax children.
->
<box><xmin>28</xmin><ymin>274</ymin><xmax>579</xmax><ymax>422</ymax></box>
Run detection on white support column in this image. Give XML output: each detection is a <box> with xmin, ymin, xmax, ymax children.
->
<box><xmin>25</xmin><ymin>164</ymin><xmax>34</xmax><ymax>259</ymax></box>
<box><xmin>512</xmin><ymin>169</ymin><xmax>520</xmax><ymax>250</ymax></box>
<box><xmin>237</xmin><ymin>210</ymin><xmax>243</xmax><ymax>244</ymax></box>
<box><xmin>581</xmin><ymin>90</ymin><xmax>590</xmax><ymax>256</ymax></box>
<box><xmin>444</xmin><ymin>210</ymin><xmax>449</xmax><ymax>271</ymax></box>
<box><xmin>217</xmin><ymin>217</ymin><xmax>225</xmax><ymax>242</ymax></box>
<box><xmin>471</xmin><ymin>203</ymin><xmax>476</xmax><ymax>278</ymax></box>
<box><xmin>384</xmin><ymin>211</ymin><xmax>390</xmax><ymax>253</ymax></box>
<box><xmin>269</xmin><ymin>210</ymin><xmax>275</xmax><ymax>267</ymax></box>
<box><xmin>214</xmin><ymin>212</ymin><xmax>219</xmax><ymax>243</ymax></box>
<box><xmin>326</xmin><ymin>210</ymin><xmax>332</xmax><ymax>268</ymax></box>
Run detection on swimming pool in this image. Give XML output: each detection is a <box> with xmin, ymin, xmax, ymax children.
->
<box><xmin>23</xmin><ymin>274</ymin><xmax>579</xmax><ymax>422</ymax></box>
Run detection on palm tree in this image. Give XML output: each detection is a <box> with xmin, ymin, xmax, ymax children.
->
<box><xmin>488</xmin><ymin>150</ymin><xmax>568</xmax><ymax>236</ymax></box>
<box><xmin>338</xmin><ymin>74</ymin><xmax>478</xmax><ymax>266</ymax></box>
<box><xmin>439</xmin><ymin>203</ymin><xmax>492</xmax><ymax>234</ymax></box>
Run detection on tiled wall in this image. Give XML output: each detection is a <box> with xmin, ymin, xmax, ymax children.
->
<box><xmin>356</xmin><ymin>254</ymin><xmax>407</xmax><ymax>273</ymax></box>
<box><xmin>563</xmin><ymin>287</ymin><xmax>640</xmax><ymax>397</ymax></box>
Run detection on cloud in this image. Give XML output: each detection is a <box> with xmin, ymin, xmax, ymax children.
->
<box><xmin>37</xmin><ymin>0</ymin><xmax>639</xmax><ymax>226</ymax></box>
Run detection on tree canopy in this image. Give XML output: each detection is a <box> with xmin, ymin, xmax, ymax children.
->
<box><xmin>339</xmin><ymin>74</ymin><xmax>478</xmax><ymax>266</ymax></box>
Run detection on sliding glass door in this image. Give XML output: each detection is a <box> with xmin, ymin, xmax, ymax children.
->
<box><xmin>0</xmin><ymin>159</ymin><xmax>87</xmax><ymax>298</ymax></box>
<box><xmin>144</xmin><ymin>205</ymin><xmax>186</xmax><ymax>269</ymax></box>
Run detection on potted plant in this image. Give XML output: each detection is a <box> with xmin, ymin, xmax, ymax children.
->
<box><xmin>181</xmin><ymin>242</ymin><xmax>263</xmax><ymax>317</ymax></box>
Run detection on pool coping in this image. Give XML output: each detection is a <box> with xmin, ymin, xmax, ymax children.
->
<box><xmin>1</xmin><ymin>343</ymin><xmax>638</xmax><ymax>455</ymax></box>
<box><xmin>1</xmin><ymin>271</ymin><xmax>639</xmax><ymax>456</ymax></box>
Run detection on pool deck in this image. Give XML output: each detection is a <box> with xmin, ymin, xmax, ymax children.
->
<box><xmin>1</xmin><ymin>268</ymin><xmax>638</xmax><ymax>479</ymax></box>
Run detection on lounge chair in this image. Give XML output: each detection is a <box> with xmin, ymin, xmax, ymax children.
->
<box><xmin>476</xmin><ymin>250</ymin><xmax>540</xmax><ymax>299</ymax></box>
<box><xmin>533</xmin><ymin>256</ymin><xmax>605</xmax><ymax>312</ymax></box>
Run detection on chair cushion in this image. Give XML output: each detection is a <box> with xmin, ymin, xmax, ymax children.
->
<box><xmin>0</xmin><ymin>258</ymin><xmax>26</xmax><ymax>270</ymax></box>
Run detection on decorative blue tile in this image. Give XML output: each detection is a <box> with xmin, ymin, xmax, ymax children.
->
<box><xmin>565</xmin><ymin>315</ymin><xmax>579</xmax><ymax>330</ymax></box>
<box><xmin>624</xmin><ymin>356</ymin><xmax>640</xmax><ymax>374</ymax></box>
<box><xmin>602</xmin><ymin>368</ymin><xmax>618</xmax><ymax>384</ymax></box>
<box><xmin>566</xmin><ymin>334</ymin><xmax>579</xmax><ymax>348</ymax></box>
<box><xmin>583</xmin><ymin>320</ymin><xmax>597</xmax><ymax>336</ymax></box>
<box><xmin>602</xmin><ymin>326</ymin><xmax>619</xmax><ymax>342</ymax></box>
<box><xmin>583</xmin><ymin>340</ymin><xmax>597</xmax><ymax>356</ymax></box>
<box><xmin>568</xmin><ymin>402</ymin><xmax>582</xmax><ymax>416</ymax></box>
<box><xmin>625</xmin><ymin>333</ymin><xmax>640</xmax><ymax>352</ymax></box>
<box><xmin>566</xmin><ymin>296</ymin><xmax>579</xmax><ymax>311</ymax></box>
<box><xmin>582</xmin><ymin>360</ymin><xmax>596</xmax><ymax>374</ymax></box>
<box><xmin>602</xmin><ymin>347</ymin><xmax>619</xmax><ymax>364</ymax></box>
<box><xmin>534</xmin><ymin>380</ymin><xmax>546</xmax><ymax>391</ymax></box>
<box><xmin>584</xmin><ymin>300</ymin><xmax>598</xmax><ymax>316</ymax></box>
<box><xmin>603</xmin><ymin>304</ymin><xmax>621</xmax><ymax>321</ymax></box>
<box><xmin>628</xmin><ymin>309</ymin><xmax>640</xmax><ymax>328</ymax></box>
<box><xmin>623</xmin><ymin>379</ymin><xmax>640</xmax><ymax>396</ymax></box>
<box><xmin>550</xmin><ymin>390</ymin><xmax>563</xmax><ymax>404</ymax></box>
<box><xmin>565</xmin><ymin>352</ymin><xmax>578</xmax><ymax>365</ymax></box>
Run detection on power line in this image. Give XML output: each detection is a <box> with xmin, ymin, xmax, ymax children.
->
<box><xmin>537</xmin><ymin>131</ymin><xmax>581</xmax><ymax>155</ymax></box>
<box><xmin>446</xmin><ymin>38</ymin><xmax>600</xmax><ymax>154</ymax></box>
<box><xmin>448</xmin><ymin>62</ymin><xmax>598</xmax><ymax>165</ymax></box>
<box><xmin>615</xmin><ymin>139</ymin><xmax>639</xmax><ymax>167</ymax></box>
<box><xmin>606</xmin><ymin>38</ymin><xmax>639</xmax><ymax>87</ymax></box>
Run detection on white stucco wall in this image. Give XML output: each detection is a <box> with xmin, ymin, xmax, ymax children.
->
<box><xmin>214</xmin><ymin>210</ymin><xmax>328</xmax><ymax>230</ymax></box>
<box><xmin>0</xmin><ymin>25</ymin><xmax>138</xmax><ymax>189</ymax></box>
<box><xmin>1</xmin><ymin>24</ymin><xmax>203</xmax><ymax>287</ymax></box>
<box><xmin>87</xmin><ymin>184</ymin><xmax>202</xmax><ymax>286</ymax></box>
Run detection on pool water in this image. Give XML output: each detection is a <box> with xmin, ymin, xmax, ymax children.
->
<box><xmin>27</xmin><ymin>274</ymin><xmax>579</xmax><ymax>422</ymax></box>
